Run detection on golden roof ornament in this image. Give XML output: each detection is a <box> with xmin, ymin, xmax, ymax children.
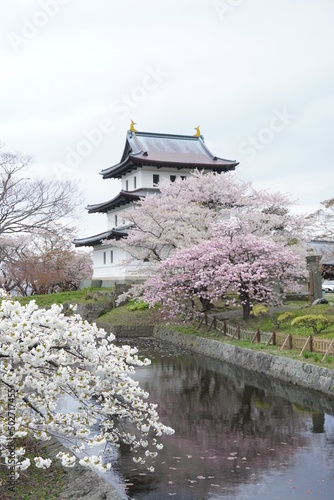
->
<box><xmin>130</xmin><ymin>120</ymin><xmax>138</xmax><ymax>133</ymax></box>
<box><xmin>194</xmin><ymin>125</ymin><xmax>201</xmax><ymax>137</ymax></box>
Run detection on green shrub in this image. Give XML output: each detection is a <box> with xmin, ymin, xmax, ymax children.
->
<box><xmin>250</xmin><ymin>305</ymin><xmax>269</xmax><ymax>317</ymax></box>
<box><xmin>127</xmin><ymin>299</ymin><xmax>149</xmax><ymax>311</ymax></box>
<box><xmin>271</xmin><ymin>311</ymin><xmax>294</xmax><ymax>330</ymax></box>
<box><xmin>291</xmin><ymin>315</ymin><xmax>334</xmax><ymax>334</ymax></box>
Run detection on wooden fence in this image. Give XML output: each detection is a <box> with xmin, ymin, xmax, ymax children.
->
<box><xmin>183</xmin><ymin>310</ymin><xmax>334</xmax><ymax>362</ymax></box>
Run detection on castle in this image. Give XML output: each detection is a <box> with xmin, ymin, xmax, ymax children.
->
<box><xmin>74</xmin><ymin>127</ymin><xmax>238</xmax><ymax>284</ymax></box>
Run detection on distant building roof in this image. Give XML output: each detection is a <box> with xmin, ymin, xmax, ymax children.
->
<box><xmin>100</xmin><ymin>131</ymin><xmax>238</xmax><ymax>179</ymax></box>
<box><xmin>86</xmin><ymin>188</ymin><xmax>159</xmax><ymax>214</ymax></box>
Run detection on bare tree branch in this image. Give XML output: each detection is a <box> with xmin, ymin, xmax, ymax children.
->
<box><xmin>0</xmin><ymin>148</ymin><xmax>81</xmax><ymax>237</ymax></box>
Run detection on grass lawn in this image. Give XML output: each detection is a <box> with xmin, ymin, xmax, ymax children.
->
<box><xmin>226</xmin><ymin>297</ymin><xmax>334</xmax><ymax>338</ymax></box>
<box><xmin>8</xmin><ymin>288</ymin><xmax>115</xmax><ymax>308</ymax></box>
<box><xmin>99</xmin><ymin>303</ymin><xmax>161</xmax><ymax>326</ymax></box>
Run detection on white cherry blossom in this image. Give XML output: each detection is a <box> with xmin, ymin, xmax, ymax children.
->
<box><xmin>0</xmin><ymin>292</ymin><xmax>173</xmax><ymax>477</ymax></box>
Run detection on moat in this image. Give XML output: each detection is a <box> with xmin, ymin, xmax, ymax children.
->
<box><xmin>94</xmin><ymin>338</ymin><xmax>334</xmax><ymax>499</ymax></box>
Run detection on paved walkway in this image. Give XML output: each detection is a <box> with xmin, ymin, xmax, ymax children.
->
<box><xmin>212</xmin><ymin>304</ymin><xmax>303</xmax><ymax>322</ymax></box>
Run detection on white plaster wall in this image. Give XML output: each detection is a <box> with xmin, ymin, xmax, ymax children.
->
<box><xmin>121</xmin><ymin>166</ymin><xmax>192</xmax><ymax>190</ymax></box>
<box><xmin>92</xmin><ymin>244</ymin><xmax>149</xmax><ymax>280</ymax></box>
<box><xmin>140</xmin><ymin>166</ymin><xmax>191</xmax><ymax>188</ymax></box>
<box><xmin>121</xmin><ymin>171</ymin><xmax>140</xmax><ymax>191</ymax></box>
<box><xmin>106</xmin><ymin>206</ymin><xmax>132</xmax><ymax>229</ymax></box>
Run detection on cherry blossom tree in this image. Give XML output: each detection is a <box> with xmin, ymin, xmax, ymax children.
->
<box><xmin>115</xmin><ymin>171</ymin><xmax>307</xmax><ymax>306</ymax></box>
<box><xmin>0</xmin><ymin>292</ymin><xmax>173</xmax><ymax>480</ymax></box>
<box><xmin>113</xmin><ymin>170</ymin><xmax>307</xmax><ymax>274</ymax></box>
<box><xmin>0</xmin><ymin>233</ymin><xmax>93</xmax><ymax>295</ymax></box>
<box><xmin>143</xmin><ymin>227</ymin><xmax>306</xmax><ymax>320</ymax></box>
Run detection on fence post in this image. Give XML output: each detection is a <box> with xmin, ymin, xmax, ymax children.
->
<box><xmin>299</xmin><ymin>335</ymin><xmax>312</xmax><ymax>357</ymax></box>
<box><xmin>321</xmin><ymin>338</ymin><xmax>334</xmax><ymax>362</ymax></box>
<box><xmin>219</xmin><ymin>321</ymin><xmax>227</xmax><ymax>336</ymax></box>
<box><xmin>309</xmin><ymin>335</ymin><xmax>313</xmax><ymax>353</ymax></box>
<box><xmin>208</xmin><ymin>316</ymin><xmax>216</xmax><ymax>332</ymax></box>
<box><xmin>232</xmin><ymin>326</ymin><xmax>240</xmax><ymax>340</ymax></box>
<box><xmin>266</xmin><ymin>331</ymin><xmax>276</xmax><ymax>347</ymax></box>
<box><xmin>252</xmin><ymin>329</ymin><xmax>261</xmax><ymax>343</ymax></box>
<box><xmin>280</xmin><ymin>333</ymin><xmax>292</xmax><ymax>352</ymax></box>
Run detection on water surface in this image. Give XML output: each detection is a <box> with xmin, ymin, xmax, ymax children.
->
<box><xmin>107</xmin><ymin>339</ymin><xmax>334</xmax><ymax>499</ymax></box>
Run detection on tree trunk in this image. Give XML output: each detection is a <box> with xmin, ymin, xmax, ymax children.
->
<box><xmin>199</xmin><ymin>297</ymin><xmax>214</xmax><ymax>312</ymax></box>
<box><xmin>242</xmin><ymin>301</ymin><xmax>252</xmax><ymax>321</ymax></box>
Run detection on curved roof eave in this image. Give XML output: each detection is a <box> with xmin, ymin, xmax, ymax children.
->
<box><xmin>101</xmin><ymin>157</ymin><xmax>238</xmax><ymax>179</ymax></box>
<box><xmin>86</xmin><ymin>188</ymin><xmax>159</xmax><ymax>213</ymax></box>
<box><xmin>73</xmin><ymin>228</ymin><xmax>128</xmax><ymax>247</ymax></box>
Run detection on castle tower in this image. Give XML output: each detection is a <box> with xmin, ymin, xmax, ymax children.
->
<box><xmin>74</xmin><ymin>128</ymin><xmax>238</xmax><ymax>283</ymax></box>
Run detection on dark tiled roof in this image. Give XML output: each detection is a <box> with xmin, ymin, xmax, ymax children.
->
<box><xmin>100</xmin><ymin>131</ymin><xmax>238</xmax><ymax>179</ymax></box>
<box><xmin>73</xmin><ymin>228</ymin><xmax>127</xmax><ymax>247</ymax></box>
<box><xmin>86</xmin><ymin>188</ymin><xmax>159</xmax><ymax>214</ymax></box>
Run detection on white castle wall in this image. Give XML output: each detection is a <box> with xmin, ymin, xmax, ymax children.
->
<box><xmin>93</xmin><ymin>166</ymin><xmax>192</xmax><ymax>280</ymax></box>
<box><xmin>107</xmin><ymin>206</ymin><xmax>132</xmax><ymax>230</ymax></box>
<box><xmin>120</xmin><ymin>166</ymin><xmax>192</xmax><ymax>191</ymax></box>
<box><xmin>93</xmin><ymin>244</ymin><xmax>149</xmax><ymax>280</ymax></box>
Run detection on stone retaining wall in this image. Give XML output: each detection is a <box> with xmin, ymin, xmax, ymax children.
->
<box><xmin>41</xmin><ymin>438</ymin><xmax>125</xmax><ymax>500</ymax></box>
<box><xmin>153</xmin><ymin>327</ymin><xmax>334</xmax><ymax>396</ymax></box>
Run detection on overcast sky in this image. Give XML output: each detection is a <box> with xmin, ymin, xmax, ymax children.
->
<box><xmin>1</xmin><ymin>0</ymin><xmax>333</xmax><ymax>237</ymax></box>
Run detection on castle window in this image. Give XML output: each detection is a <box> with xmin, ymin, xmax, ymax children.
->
<box><xmin>115</xmin><ymin>214</ymin><xmax>118</xmax><ymax>227</ymax></box>
<box><xmin>181</xmin><ymin>175</ymin><xmax>187</xmax><ymax>180</ymax></box>
<box><xmin>110</xmin><ymin>251</ymin><xmax>114</xmax><ymax>264</ymax></box>
<box><xmin>126</xmin><ymin>180</ymin><xmax>129</xmax><ymax>191</ymax></box>
<box><xmin>134</xmin><ymin>176</ymin><xmax>137</xmax><ymax>189</ymax></box>
<box><xmin>103</xmin><ymin>251</ymin><xmax>106</xmax><ymax>265</ymax></box>
<box><xmin>153</xmin><ymin>174</ymin><xmax>159</xmax><ymax>186</ymax></box>
<box><xmin>170</xmin><ymin>175</ymin><xmax>176</xmax><ymax>182</ymax></box>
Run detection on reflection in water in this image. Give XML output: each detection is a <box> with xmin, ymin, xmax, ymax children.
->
<box><xmin>108</xmin><ymin>339</ymin><xmax>334</xmax><ymax>499</ymax></box>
